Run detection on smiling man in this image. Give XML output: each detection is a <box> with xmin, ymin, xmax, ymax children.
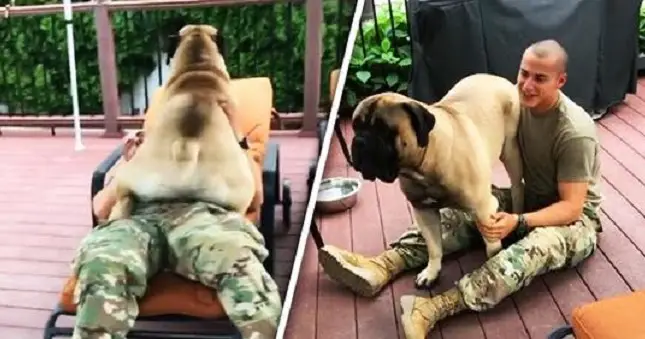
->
<box><xmin>318</xmin><ymin>39</ymin><xmax>603</xmax><ymax>339</ymax></box>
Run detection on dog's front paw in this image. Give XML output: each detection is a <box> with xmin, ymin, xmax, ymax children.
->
<box><xmin>415</xmin><ymin>265</ymin><xmax>440</xmax><ymax>289</ymax></box>
<box><xmin>107</xmin><ymin>209</ymin><xmax>123</xmax><ymax>221</ymax></box>
<box><xmin>107</xmin><ymin>203</ymin><xmax>127</xmax><ymax>221</ymax></box>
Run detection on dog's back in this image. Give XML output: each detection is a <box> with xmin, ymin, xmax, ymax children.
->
<box><xmin>432</xmin><ymin>73</ymin><xmax>521</xmax><ymax>163</ymax></box>
<box><xmin>116</xmin><ymin>25</ymin><xmax>255</xmax><ymax>214</ymax></box>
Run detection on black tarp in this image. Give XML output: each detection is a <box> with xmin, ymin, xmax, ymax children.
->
<box><xmin>405</xmin><ymin>0</ymin><xmax>640</xmax><ymax>114</ymax></box>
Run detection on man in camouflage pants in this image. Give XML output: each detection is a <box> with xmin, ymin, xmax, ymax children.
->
<box><xmin>318</xmin><ymin>40</ymin><xmax>603</xmax><ymax>338</ymax></box>
<box><xmin>72</xmin><ymin>132</ymin><xmax>281</xmax><ymax>339</ymax></box>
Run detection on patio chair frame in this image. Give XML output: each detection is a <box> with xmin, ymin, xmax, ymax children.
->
<box><xmin>546</xmin><ymin>325</ymin><xmax>573</xmax><ymax>339</ymax></box>
<box><xmin>308</xmin><ymin>119</ymin><xmax>328</xmax><ymax>249</ymax></box>
<box><xmin>43</xmin><ymin>141</ymin><xmax>291</xmax><ymax>339</ymax></box>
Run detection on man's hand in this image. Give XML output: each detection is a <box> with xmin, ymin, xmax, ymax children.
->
<box><xmin>122</xmin><ymin>130</ymin><xmax>144</xmax><ymax>161</ymax></box>
<box><xmin>93</xmin><ymin>130</ymin><xmax>144</xmax><ymax>222</ymax></box>
<box><xmin>476</xmin><ymin>212</ymin><xmax>519</xmax><ymax>241</ymax></box>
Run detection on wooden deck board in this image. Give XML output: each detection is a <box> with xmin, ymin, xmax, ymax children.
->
<box><xmin>0</xmin><ymin>129</ymin><xmax>316</xmax><ymax>335</ymax></box>
<box><xmin>287</xmin><ymin>81</ymin><xmax>645</xmax><ymax>338</ymax></box>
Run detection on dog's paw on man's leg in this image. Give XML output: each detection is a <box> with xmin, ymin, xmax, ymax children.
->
<box><xmin>107</xmin><ymin>195</ymin><xmax>133</xmax><ymax>222</ymax></box>
<box><xmin>414</xmin><ymin>261</ymin><xmax>441</xmax><ymax>289</ymax></box>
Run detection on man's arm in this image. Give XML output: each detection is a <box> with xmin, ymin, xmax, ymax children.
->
<box><xmin>524</xmin><ymin>137</ymin><xmax>597</xmax><ymax>228</ymax></box>
<box><xmin>93</xmin><ymin>175</ymin><xmax>119</xmax><ymax>222</ymax></box>
<box><xmin>92</xmin><ymin>132</ymin><xmax>143</xmax><ymax>222</ymax></box>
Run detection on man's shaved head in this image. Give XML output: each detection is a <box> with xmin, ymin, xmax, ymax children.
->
<box><xmin>517</xmin><ymin>39</ymin><xmax>568</xmax><ymax>112</ymax></box>
<box><xmin>525</xmin><ymin>39</ymin><xmax>568</xmax><ymax>73</ymax></box>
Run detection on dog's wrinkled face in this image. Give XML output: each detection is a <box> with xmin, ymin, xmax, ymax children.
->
<box><xmin>166</xmin><ymin>24</ymin><xmax>226</xmax><ymax>66</ymax></box>
<box><xmin>350</xmin><ymin>93</ymin><xmax>436</xmax><ymax>183</ymax></box>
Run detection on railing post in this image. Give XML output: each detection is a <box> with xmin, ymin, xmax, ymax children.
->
<box><xmin>94</xmin><ymin>0</ymin><xmax>122</xmax><ymax>138</ymax></box>
<box><xmin>300</xmin><ymin>0</ymin><xmax>323</xmax><ymax>137</ymax></box>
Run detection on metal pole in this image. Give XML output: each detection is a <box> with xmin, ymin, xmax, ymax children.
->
<box><xmin>63</xmin><ymin>0</ymin><xmax>85</xmax><ymax>151</ymax></box>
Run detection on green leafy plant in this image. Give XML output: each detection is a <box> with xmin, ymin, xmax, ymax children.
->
<box><xmin>341</xmin><ymin>1</ymin><xmax>411</xmax><ymax>114</ymax></box>
<box><xmin>0</xmin><ymin>0</ymin><xmax>353</xmax><ymax>115</ymax></box>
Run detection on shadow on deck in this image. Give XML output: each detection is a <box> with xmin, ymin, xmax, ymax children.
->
<box><xmin>0</xmin><ymin>128</ymin><xmax>317</xmax><ymax>338</ymax></box>
<box><xmin>286</xmin><ymin>80</ymin><xmax>645</xmax><ymax>339</ymax></box>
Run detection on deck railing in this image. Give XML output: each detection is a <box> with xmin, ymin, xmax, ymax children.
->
<box><xmin>0</xmin><ymin>0</ymin><xmax>356</xmax><ymax>136</ymax></box>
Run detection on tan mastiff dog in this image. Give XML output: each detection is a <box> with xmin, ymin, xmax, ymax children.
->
<box><xmin>349</xmin><ymin>73</ymin><xmax>524</xmax><ymax>288</ymax></box>
<box><xmin>107</xmin><ymin>24</ymin><xmax>255</xmax><ymax>221</ymax></box>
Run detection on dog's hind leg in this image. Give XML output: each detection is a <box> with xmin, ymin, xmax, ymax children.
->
<box><xmin>108</xmin><ymin>183</ymin><xmax>134</xmax><ymax>221</ymax></box>
<box><xmin>501</xmin><ymin>136</ymin><xmax>524</xmax><ymax>214</ymax></box>
<box><xmin>412</xmin><ymin>208</ymin><xmax>443</xmax><ymax>288</ymax></box>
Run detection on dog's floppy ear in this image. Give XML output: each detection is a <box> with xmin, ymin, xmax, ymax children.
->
<box><xmin>400</xmin><ymin>101</ymin><xmax>436</xmax><ymax>147</ymax></box>
<box><xmin>166</xmin><ymin>35</ymin><xmax>180</xmax><ymax>65</ymax></box>
<box><xmin>164</xmin><ymin>20</ymin><xmax>188</xmax><ymax>65</ymax></box>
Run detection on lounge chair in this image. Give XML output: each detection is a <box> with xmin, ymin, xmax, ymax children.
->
<box><xmin>43</xmin><ymin>77</ymin><xmax>292</xmax><ymax>339</ymax></box>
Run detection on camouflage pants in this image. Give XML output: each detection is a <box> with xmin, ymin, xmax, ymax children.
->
<box><xmin>391</xmin><ymin>187</ymin><xmax>599</xmax><ymax>311</ymax></box>
<box><xmin>71</xmin><ymin>201</ymin><xmax>282</xmax><ymax>339</ymax></box>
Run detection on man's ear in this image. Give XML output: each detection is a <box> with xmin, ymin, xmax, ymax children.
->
<box><xmin>400</xmin><ymin>101</ymin><xmax>436</xmax><ymax>147</ymax></box>
<box><xmin>557</xmin><ymin>72</ymin><xmax>567</xmax><ymax>89</ymax></box>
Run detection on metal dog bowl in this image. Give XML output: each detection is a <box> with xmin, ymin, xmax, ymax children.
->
<box><xmin>316</xmin><ymin>177</ymin><xmax>361</xmax><ymax>214</ymax></box>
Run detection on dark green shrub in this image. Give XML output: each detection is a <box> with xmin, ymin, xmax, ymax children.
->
<box><xmin>340</xmin><ymin>1</ymin><xmax>410</xmax><ymax>116</ymax></box>
<box><xmin>0</xmin><ymin>0</ymin><xmax>354</xmax><ymax>115</ymax></box>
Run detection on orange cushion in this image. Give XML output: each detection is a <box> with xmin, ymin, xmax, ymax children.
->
<box><xmin>60</xmin><ymin>272</ymin><xmax>226</xmax><ymax>318</ymax></box>
<box><xmin>60</xmin><ymin>78</ymin><xmax>274</xmax><ymax>319</ymax></box>
<box><xmin>570</xmin><ymin>290</ymin><xmax>645</xmax><ymax>339</ymax></box>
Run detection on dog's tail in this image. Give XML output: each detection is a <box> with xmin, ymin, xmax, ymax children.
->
<box><xmin>171</xmin><ymin>139</ymin><xmax>201</xmax><ymax>181</ymax></box>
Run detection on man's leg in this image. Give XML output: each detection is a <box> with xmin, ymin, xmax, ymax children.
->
<box><xmin>319</xmin><ymin>187</ymin><xmax>513</xmax><ymax>297</ymax></box>
<box><xmin>166</xmin><ymin>204</ymin><xmax>282</xmax><ymax>339</ymax></box>
<box><xmin>72</xmin><ymin>219</ymin><xmax>162</xmax><ymax>339</ymax></box>
<box><xmin>399</xmin><ymin>214</ymin><xmax>599</xmax><ymax>339</ymax></box>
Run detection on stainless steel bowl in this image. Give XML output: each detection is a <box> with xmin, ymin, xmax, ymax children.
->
<box><xmin>316</xmin><ymin>177</ymin><xmax>362</xmax><ymax>214</ymax></box>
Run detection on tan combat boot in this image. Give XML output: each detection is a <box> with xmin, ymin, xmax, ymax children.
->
<box><xmin>318</xmin><ymin>244</ymin><xmax>406</xmax><ymax>297</ymax></box>
<box><xmin>400</xmin><ymin>287</ymin><xmax>467</xmax><ymax>339</ymax></box>
<box><xmin>238</xmin><ymin>319</ymin><xmax>276</xmax><ymax>339</ymax></box>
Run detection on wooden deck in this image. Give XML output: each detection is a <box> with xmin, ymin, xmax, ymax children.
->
<box><xmin>286</xmin><ymin>80</ymin><xmax>645</xmax><ymax>339</ymax></box>
<box><xmin>0</xmin><ymin>128</ymin><xmax>317</xmax><ymax>338</ymax></box>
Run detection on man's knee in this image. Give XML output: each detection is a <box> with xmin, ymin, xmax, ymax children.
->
<box><xmin>217</xmin><ymin>253</ymin><xmax>282</xmax><ymax>327</ymax></box>
<box><xmin>74</xmin><ymin>258</ymin><xmax>141</xmax><ymax>336</ymax></box>
<box><xmin>74</xmin><ymin>220</ymin><xmax>153</xmax><ymax>298</ymax></box>
<box><xmin>173</xmin><ymin>228</ymin><xmax>269</xmax><ymax>286</ymax></box>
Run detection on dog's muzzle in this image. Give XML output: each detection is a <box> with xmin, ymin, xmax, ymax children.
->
<box><xmin>350</xmin><ymin>132</ymin><xmax>399</xmax><ymax>183</ymax></box>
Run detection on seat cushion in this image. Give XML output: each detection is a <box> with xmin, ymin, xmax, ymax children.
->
<box><xmin>571</xmin><ymin>290</ymin><xmax>645</xmax><ymax>339</ymax></box>
<box><xmin>60</xmin><ymin>77</ymin><xmax>274</xmax><ymax>319</ymax></box>
<box><xmin>60</xmin><ymin>272</ymin><xmax>226</xmax><ymax>318</ymax></box>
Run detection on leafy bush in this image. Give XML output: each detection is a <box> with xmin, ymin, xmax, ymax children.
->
<box><xmin>0</xmin><ymin>0</ymin><xmax>353</xmax><ymax>115</ymax></box>
<box><xmin>340</xmin><ymin>0</ymin><xmax>410</xmax><ymax>115</ymax></box>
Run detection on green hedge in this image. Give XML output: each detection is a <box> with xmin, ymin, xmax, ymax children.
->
<box><xmin>339</xmin><ymin>1</ymin><xmax>410</xmax><ymax>116</ymax></box>
<box><xmin>0</xmin><ymin>0</ymin><xmax>354</xmax><ymax>115</ymax></box>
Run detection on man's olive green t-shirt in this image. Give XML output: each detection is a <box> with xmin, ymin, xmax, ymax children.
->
<box><xmin>517</xmin><ymin>92</ymin><xmax>602</xmax><ymax>227</ymax></box>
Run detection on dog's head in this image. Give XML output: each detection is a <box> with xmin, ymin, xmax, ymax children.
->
<box><xmin>350</xmin><ymin>93</ymin><xmax>436</xmax><ymax>183</ymax></box>
<box><xmin>167</xmin><ymin>24</ymin><xmax>228</xmax><ymax>74</ymax></box>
